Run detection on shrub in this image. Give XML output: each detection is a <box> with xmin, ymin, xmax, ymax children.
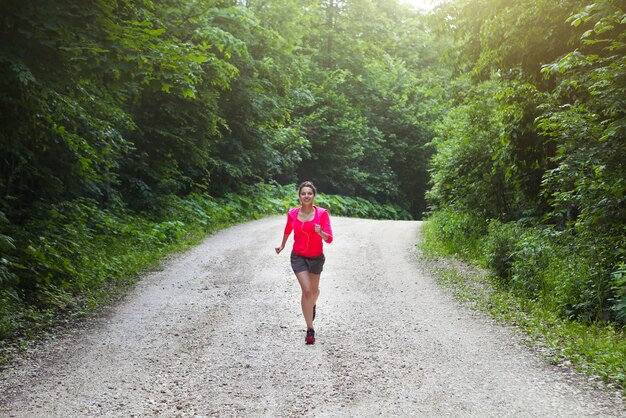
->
<box><xmin>428</xmin><ymin>209</ymin><xmax>624</xmax><ymax>324</ymax></box>
<box><xmin>152</xmin><ymin>221</ymin><xmax>187</xmax><ymax>243</ymax></box>
<box><xmin>612</xmin><ymin>264</ymin><xmax>626</xmax><ymax>323</ymax></box>
<box><xmin>485</xmin><ymin>220</ymin><xmax>522</xmax><ymax>285</ymax></box>
<box><xmin>314</xmin><ymin>194</ymin><xmax>411</xmax><ymax>220</ymax></box>
<box><xmin>423</xmin><ymin>208</ymin><xmax>487</xmax><ymax>260</ymax></box>
<box><xmin>551</xmin><ymin>237</ymin><xmax>619</xmax><ymax>323</ymax></box>
<box><xmin>508</xmin><ymin>228</ymin><xmax>555</xmax><ymax>300</ymax></box>
<box><xmin>0</xmin><ymin>290</ymin><xmax>20</xmax><ymax>339</ymax></box>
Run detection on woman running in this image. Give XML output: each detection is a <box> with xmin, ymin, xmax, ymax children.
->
<box><xmin>275</xmin><ymin>181</ymin><xmax>333</xmax><ymax>344</ymax></box>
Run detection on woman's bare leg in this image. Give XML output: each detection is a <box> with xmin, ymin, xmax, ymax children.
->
<box><xmin>295</xmin><ymin>271</ymin><xmax>321</xmax><ymax>329</ymax></box>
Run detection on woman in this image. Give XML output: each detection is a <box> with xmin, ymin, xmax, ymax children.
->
<box><xmin>275</xmin><ymin>181</ymin><xmax>333</xmax><ymax>345</ymax></box>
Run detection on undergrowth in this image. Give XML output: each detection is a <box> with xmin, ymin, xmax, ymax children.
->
<box><xmin>420</xmin><ymin>213</ymin><xmax>626</xmax><ymax>395</ymax></box>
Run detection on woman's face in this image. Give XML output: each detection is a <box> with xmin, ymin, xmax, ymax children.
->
<box><xmin>299</xmin><ymin>186</ymin><xmax>315</xmax><ymax>205</ymax></box>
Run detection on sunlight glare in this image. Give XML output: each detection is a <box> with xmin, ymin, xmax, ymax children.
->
<box><xmin>399</xmin><ymin>0</ymin><xmax>440</xmax><ymax>11</ymax></box>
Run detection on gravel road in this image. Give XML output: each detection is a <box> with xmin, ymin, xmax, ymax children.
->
<box><xmin>1</xmin><ymin>217</ymin><xmax>624</xmax><ymax>417</ymax></box>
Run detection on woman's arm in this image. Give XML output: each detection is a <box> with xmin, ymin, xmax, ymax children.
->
<box><xmin>315</xmin><ymin>211</ymin><xmax>333</xmax><ymax>243</ymax></box>
<box><xmin>275</xmin><ymin>233</ymin><xmax>290</xmax><ymax>254</ymax></box>
<box><xmin>314</xmin><ymin>224</ymin><xmax>329</xmax><ymax>241</ymax></box>
<box><xmin>276</xmin><ymin>211</ymin><xmax>294</xmax><ymax>254</ymax></box>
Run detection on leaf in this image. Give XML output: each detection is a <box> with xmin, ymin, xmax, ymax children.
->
<box><xmin>582</xmin><ymin>29</ymin><xmax>594</xmax><ymax>39</ymax></box>
<box><xmin>181</xmin><ymin>87</ymin><xmax>195</xmax><ymax>99</ymax></box>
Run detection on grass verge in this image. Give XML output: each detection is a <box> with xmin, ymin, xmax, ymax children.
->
<box><xmin>419</xmin><ymin>221</ymin><xmax>626</xmax><ymax>396</ymax></box>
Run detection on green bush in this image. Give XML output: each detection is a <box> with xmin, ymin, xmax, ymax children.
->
<box><xmin>428</xmin><ymin>209</ymin><xmax>624</xmax><ymax>324</ymax></box>
<box><xmin>486</xmin><ymin>224</ymin><xmax>559</xmax><ymax>303</ymax></box>
<box><xmin>509</xmin><ymin>229</ymin><xmax>555</xmax><ymax>300</ymax></box>
<box><xmin>0</xmin><ymin>290</ymin><xmax>20</xmax><ymax>339</ymax></box>
<box><xmin>485</xmin><ymin>220</ymin><xmax>521</xmax><ymax>285</ymax></box>
<box><xmin>423</xmin><ymin>208</ymin><xmax>487</xmax><ymax>260</ymax></box>
<box><xmin>551</xmin><ymin>238</ymin><xmax>618</xmax><ymax>323</ymax></box>
<box><xmin>152</xmin><ymin>221</ymin><xmax>187</xmax><ymax>243</ymax></box>
<box><xmin>613</xmin><ymin>264</ymin><xmax>626</xmax><ymax>323</ymax></box>
<box><xmin>492</xmin><ymin>228</ymin><xmax>617</xmax><ymax>321</ymax></box>
<box><xmin>314</xmin><ymin>194</ymin><xmax>411</xmax><ymax>220</ymax></box>
<box><xmin>0</xmin><ymin>211</ymin><xmax>17</xmax><ymax>289</ymax></box>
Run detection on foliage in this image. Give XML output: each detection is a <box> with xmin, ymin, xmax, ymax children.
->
<box><xmin>421</xmin><ymin>208</ymin><xmax>486</xmax><ymax>260</ymax></box>
<box><xmin>538</xmin><ymin>0</ymin><xmax>626</xmax><ymax>242</ymax></box>
<box><xmin>427</xmin><ymin>81</ymin><xmax>512</xmax><ymax>219</ymax></box>
<box><xmin>613</xmin><ymin>264</ymin><xmax>626</xmax><ymax>322</ymax></box>
<box><xmin>426</xmin><ymin>0</ymin><xmax>626</xmax><ymax>324</ymax></box>
<box><xmin>484</xmin><ymin>220</ymin><xmax>521</xmax><ymax>284</ymax></box>
<box><xmin>2</xmin><ymin>0</ymin><xmax>432</xmax><ymax>347</ymax></box>
<box><xmin>283</xmin><ymin>0</ymin><xmax>438</xmax><ymax>214</ymax></box>
<box><xmin>1</xmin><ymin>0</ymin><xmax>435</xmax><ymax>217</ymax></box>
<box><xmin>427</xmin><ymin>211</ymin><xmax>623</xmax><ymax>323</ymax></box>
<box><xmin>1</xmin><ymin>0</ymin><xmax>624</xmax><ymax>369</ymax></box>
<box><xmin>315</xmin><ymin>193</ymin><xmax>411</xmax><ymax>220</ymax></box>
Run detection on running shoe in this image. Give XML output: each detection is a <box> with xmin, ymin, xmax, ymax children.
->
<box><xmin>305</xmin><ymin>328</ymin><xmax>315</xmax><ymax>345</ymax></box>
<box><xmin>313</xmin><ymin>304</ymin><xmax>316</xmax><ymax>321</ymax></box>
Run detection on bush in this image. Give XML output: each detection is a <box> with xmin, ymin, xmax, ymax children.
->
<box><xmin>423</xmin><ymin>208</ymin><xmax>487</xmax><ymax>260</ymax></box>
<box><xmin>613</xmin><ymin>264</ymin><xmax>626</xmax><ymax>323</ymax></box>
<box><xmin>314</xmin><ymin>194</ymin><xmax>412</xmax><ymax>220</ymax></box>
<box><xmin>487</xmin><ymin>226</ymin><xmax>616</xmax><ymax>321</ymax></box>
<box><xmin>485</xmin><ymin>220</ymin><xmax>521</xmax><ymax>285</ymax></box>
<box><xmin>152</xmin><ymin>221</ymin><xmax>187</xmax><ymax>243</ymax></box>
<box><xmin>0</xmin><ymin>290</ymin><xmax>20</xmax><ymax>340</ymax></box>
<box><xmin>427</xmin><ymin>209</ymin><xmax>625</xmax><ymax>324</ymax></box>
<box><xmin>551</xmin><ymin>237</ymin><xmax>618</xmax><ymax>323</ymax></box>
<box><xmin>509</xmin><ymin>228</ymin><xmax>557</xmax><ymax>300</ymax></box>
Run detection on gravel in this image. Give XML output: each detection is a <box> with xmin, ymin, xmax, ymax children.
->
<box><xmin>0</xmin><ymin>216</ymin><xmax>624</xmax><ymax>417</ymax></box>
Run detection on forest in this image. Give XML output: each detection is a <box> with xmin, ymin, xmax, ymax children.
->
<box><xmin>0</xmin><ymin>0</ymin><xmax>624</xmax><ymax>372</ymax></box>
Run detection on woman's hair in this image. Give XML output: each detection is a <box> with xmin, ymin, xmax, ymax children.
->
<box><xmin>298</xmin><ymin>181</ymin><xmax>317</xmax><ymax>196</ymax></box>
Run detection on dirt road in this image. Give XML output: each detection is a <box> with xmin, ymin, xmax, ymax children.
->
<box><xmin>1</xmin><ymin>217</ymin><xmax>624</xmax><ymax>417</ymax></box>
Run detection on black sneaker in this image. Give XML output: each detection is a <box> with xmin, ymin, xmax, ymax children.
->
<box><xmin>305</xmin><ymin>328</ymin><xmax>315</xmax><ymax>345</ymax></box>
<box><xmin>313</xmin><ymin>304</ymin><xmax>316</xmax><ymax>321</ymax></box>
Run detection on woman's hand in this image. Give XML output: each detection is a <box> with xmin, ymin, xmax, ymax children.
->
<box><xmin>275</xmin><ymin>245</ymin><xmax>284</xmax><ymax>254</ymax></box>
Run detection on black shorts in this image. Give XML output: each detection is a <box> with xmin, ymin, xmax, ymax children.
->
<box><xmin>290</xmin><ymin>252</ymin><xmax>325</xmax><ymax>275</ymax></box>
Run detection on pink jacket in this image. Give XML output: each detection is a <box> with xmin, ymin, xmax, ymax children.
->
<box><xmin>283</xmin><ymin>206</ymin><xmax>333</xmax><ymax>257</ymax></box>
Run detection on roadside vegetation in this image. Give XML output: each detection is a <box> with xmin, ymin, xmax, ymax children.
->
<box><xmin>425</xmin><ymin>0</ymin><xmax>625</xmax><ymax>325</ymax></box>
<box><xmin>1</xmin><ymin>0</ymin><xmax>624</xmax><ymax>385</ymax></box>
<box><xmin>420</xmin><ymin>0</ymin><xmax>625</xmax><ymax>394</ymax></box>
<box><xmin>421</xmin><ymin>214</ymin><xmax>626</xmax><ymax>394</ymax></box>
